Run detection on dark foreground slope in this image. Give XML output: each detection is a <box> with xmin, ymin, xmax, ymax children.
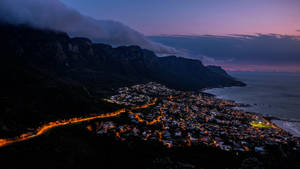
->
<box><xmin>0</xmin><ymin>113</ymin><xmax>298</xmax><ymax>169</ymax></box>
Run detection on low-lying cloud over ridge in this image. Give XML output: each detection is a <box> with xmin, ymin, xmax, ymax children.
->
<box><xmin>0</xmin><ymin>0</ymin><xmax>177</xmax><ymax>54</ymax></box>
<box><xmin>150</xmin><ymin>34</ymin><xmax>300</xmax><ymax>72</ymax></box>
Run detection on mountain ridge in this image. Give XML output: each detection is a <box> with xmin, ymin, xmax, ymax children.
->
<box><xmin>0</xmin><ymin>23</ymin><xmax>245</xmax><ymax>91</ymax></box>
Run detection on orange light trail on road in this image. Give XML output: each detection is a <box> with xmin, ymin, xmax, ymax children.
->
<box><xmin>0</xmin><ymin>98</ymin><xmax>157</xmax><ymax>148</ymax></box>
<box><xmin>0</xmin><ymin>109</ymin><xmax>126</xmax><ymax>148</ymax></box>
<box><xmin>129</xmin><ymin>99</ymin><xmax>164</xmax><ymax>126</ymax></box>
<box><xmin>132</xmin><ymin>98</ymin><xmax>157</xmax><ymax>110</ymax></box>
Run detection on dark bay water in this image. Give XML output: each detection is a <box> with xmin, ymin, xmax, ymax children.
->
<box><xmin>204</xmin><ymin>71</ymin><xmax>300</xmax><ymax>136</ymax></box>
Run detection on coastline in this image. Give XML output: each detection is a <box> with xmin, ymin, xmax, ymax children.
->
<box><xmin>272</xmin><ymin>120</ymin><xmax>300</xmax><ymax>137</ymax></box>
<box><xmin>203</xmin><ymin>88</ymin><xmax>300</xmax><ymax>138</ymax></box>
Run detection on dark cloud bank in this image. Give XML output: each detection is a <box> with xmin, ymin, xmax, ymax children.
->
<box><xmin>149</xmin><ymin>34</ymin><xmax>300</xmax><ymax>69</ymax></box>
<box><xmin>0</xmin><ymin>0</ymin><xmax>177</xmax><ymax>54</ymax></box>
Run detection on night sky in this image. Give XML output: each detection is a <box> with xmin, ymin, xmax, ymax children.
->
<box><xmin>62</xmin><ymin>0</ymin><xmax>300</xmax><ymax>36</ymax></box>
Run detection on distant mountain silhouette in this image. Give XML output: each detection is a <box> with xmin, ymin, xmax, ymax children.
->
<box><xmin>0</xmin><ymin>23</ymin><xmax>244</xmax><ymax>89</ymax></box>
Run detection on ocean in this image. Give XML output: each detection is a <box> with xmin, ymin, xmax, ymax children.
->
<box><xmin>204</xmin><ymin>71</ymin><xmax>300</xmax><ymax>137</ymax></box>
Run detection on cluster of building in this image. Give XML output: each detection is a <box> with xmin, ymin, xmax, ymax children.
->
<box><xmin>106</xmin><ymin>82</ymin><xmax>179</xmax><ymax>106</ymax></box>
<box><xmin>93</xmin><ymin>82</ymin><xmax>300</xmax><ymax>152</ymax></box>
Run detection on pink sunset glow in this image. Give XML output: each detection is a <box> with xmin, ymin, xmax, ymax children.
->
<box><xmin>222</xmin><ymin>64</ymin><xmax>300</xmax><ymax>73</ymax></box>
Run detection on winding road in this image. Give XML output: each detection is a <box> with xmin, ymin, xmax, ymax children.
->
<box><xmin>0</xmin><ymin>98</ymin><xmax>157</xmax><ymax>148</ymax></box>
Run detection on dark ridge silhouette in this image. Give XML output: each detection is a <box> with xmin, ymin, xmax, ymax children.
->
<box><xmin>0</xmin><ymin>23</ymin><xmax>244</xmax><ymax>90</ymax></box>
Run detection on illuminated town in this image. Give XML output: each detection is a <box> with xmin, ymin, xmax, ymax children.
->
<box><xmin>94</xmin><ymin>82</ymin><xmax>300</xmax><ymax>152</ymax></box>
<box><xmin>1</xmin><ymin>82</ymin><xmax>299</xmax><ymax>153</ymax></box>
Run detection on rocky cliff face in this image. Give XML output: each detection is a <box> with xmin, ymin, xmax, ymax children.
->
<box><xmin>0</xmin><ymin>23</ymin><xmax>245</xmax><ymax>91</ymax></box>
<box><xmin>206</xmin><ymin>65</ymin><xmax>233</xmax><ymax>79</ymax></box>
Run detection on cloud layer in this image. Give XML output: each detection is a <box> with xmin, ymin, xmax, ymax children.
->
<box><xmin>0</xmin><ymin>0</ymin><xmax>177</xmax><ymax>54</ymax></box>
<box><xmin>150</xmin><ymin>34</ymin><xmax>300</xmax><ymax>72</ymax></box>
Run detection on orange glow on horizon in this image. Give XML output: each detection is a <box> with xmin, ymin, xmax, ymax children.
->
<box><xmin>221</xmin><ymin>64</ymin><xmax>300</xmax><ymax>73</ymax></box>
